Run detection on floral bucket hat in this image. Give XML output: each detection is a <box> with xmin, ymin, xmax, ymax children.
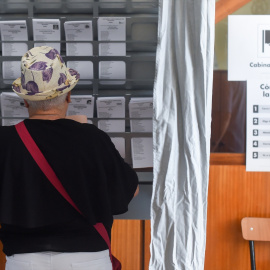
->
<box><xmin>12</xmin><ymin>46</ymin><xmax>80</xmax><ymax>101</ymax></box>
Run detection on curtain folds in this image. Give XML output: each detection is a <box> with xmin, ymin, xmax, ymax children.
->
<box><xmin>150</xmin><ymin>1</ymin><xmax>215</xmax><ymax>269</ymax></box>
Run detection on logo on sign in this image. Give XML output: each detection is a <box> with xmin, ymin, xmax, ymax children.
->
<box><xmin>258</xmin><ymin>25</ymin><xmax>270</xmax><ymax>57</ymax></box>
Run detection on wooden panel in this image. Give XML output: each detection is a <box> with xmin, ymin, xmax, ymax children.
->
<box><xmin>215</xmin><ymin>0</ymin><xmax>252</xmax><ymax>24</ymax></box>
<box><xmin>144</xmin><ymin>220</ymin><xmax>151</xmax><ymax>270</ymax></box>
<box><xmin>205</xmin><ymin>165</ymin><xmax>270</xmax><ymax>270</ymax></box>
<box><xmin>210</xmin><ymin>153</ymin><xmax>245</xmax><ymax>165</ymax></box>
<box><xmin>111</xmin><ymin>219</ymin><xmax>143</xmax><ymax>270</ymax></box>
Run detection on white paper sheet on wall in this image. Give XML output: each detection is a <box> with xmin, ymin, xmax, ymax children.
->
<box><xmin>64</xmin><ymin>21</ymin><xmax>93</xmax><ymax>56</ymax></box>
<box><xmin>98</xmin><ymin>17</ymin><xmax>126</xmax><ymax>56</ymax></box>
<box><xmin>0</xmin><ymin>92</ymin><xmax>28</xmax><ymax>126</ymax></box>
<box><xmin>99</xmin><ymin>61</ymin><xmax>126</xmax><ymax>85</ymax></box>
<box><xmin>98</xmin><ymin>17</ymin><xmax>126</xmax><ymax>83</ymax></box>
<box><xmin>96</xmin><ymin>96</ymin><xmax>125</xmax><ymax>132</ymax></box>
<box><xmin>2</xmin><ymin>61</ymin><xmax>21</xmax><ymax>80</ymax></box>
<box><xmin>111</xmin><ymin>137</ymin><xmax>125</xmax><ymax>158</ymax></box>
<box><xmin>131</xmin><ymin>137</ymin><xmax>153</xmax><ymax>168</ymax></box>
<box><xmin>67</xmin><ymin>61</ymin><xmax>93</xmax><ymax>84</ymax></box>
<box><xmin>0</xmin><ymin>20</ymin><xmax>28</xmax><ymax>56</ymax></box>
<box><xmin>98</xmin><ymin>17</ymin><xmax>126</xmax><ymax>41</ymax></box>
<box><xmin>33</xmin><ymin>19</ymin><xmax>61</xmax><ymax>52</ymax></box>
<box><xmin>246</xmin><ymin>77</ymin><xmax>270</xmax><ymax>171</ymax></box>
<box><xmin>67</xmin><ymin>95</ymin><xmax>94</xmax><ymax>124</ymax></box>
<box><xmin>129</xmin><ymin>97</ymin><xmax>153</xmax><ymax>132</ymax></box>
<box><xmin>99</xmin><ymin>43</ymin><xmax>126</xmax><ymax>56</ymax></box>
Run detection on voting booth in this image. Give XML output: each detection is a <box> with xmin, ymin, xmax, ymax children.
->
<box><xmin>0</xmin><ymin>1</ymin><xmax>158</xmax><ymax>220</ymax></box>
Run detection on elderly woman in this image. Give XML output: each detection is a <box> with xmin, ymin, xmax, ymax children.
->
<box><xmin>0</xmin><ymin>46</ymin><xmax>139</xmax><ymax>270</ymax></box>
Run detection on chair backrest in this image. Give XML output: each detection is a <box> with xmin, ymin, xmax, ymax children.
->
<box><xmin>241</xmin><ymin>217</ymin><xmax>270</xmax><ymax>241</ymax></box>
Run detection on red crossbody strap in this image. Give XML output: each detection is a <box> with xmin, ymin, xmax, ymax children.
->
<box><xmin>15</xmin><ymin>121</ymin><xmax>112</xmax><ymax>257</ymax></box>
<box><xmin>94</xmin><ymin>223</ymin><xmax>111</xmax><ymax>250</ymax></box>
<box><xmin>15</xmin><ymin>121</ymin><xmax>82</xmax><ymax>215</ymax></box>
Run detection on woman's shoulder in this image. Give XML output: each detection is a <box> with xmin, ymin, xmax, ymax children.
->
<box><xmin>0</xmin><ymin>125</ymin><xmax>16</xmax><ymax>138</ymax></box>
<box><xmin>0</xmin><ymin>125</ymin><xmax>20</xmax><ymax>152</ymax></box>
<box><xmin>60</xmin><ymin>119</ymin><xmax>112</xmax><ymax>144</ymax></box>
<box><xmin>69</xmin><ymin>120</ymin><xmax>108</xmax><ymax>136</ymax></box>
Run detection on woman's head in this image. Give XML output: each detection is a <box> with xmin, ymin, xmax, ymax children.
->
<box><xmin>12</xmin><ymin>46</ymin><xmax>80</xmax><ymax>101</ymax></box>
<box><xmin>26</xmin><ymin>92</ymin><xmax>69</xmax><ymax>111</ymax></box>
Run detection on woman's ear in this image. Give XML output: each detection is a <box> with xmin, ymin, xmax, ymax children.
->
<box><xmin>24</xmin><ymin>100</ymin><xmax>29</xmax><ymax>108</ymax></box>
<box><xmin>66</xmin><ymin>92</ymin><xmax>71</xmax><ymax>103</ymax></box>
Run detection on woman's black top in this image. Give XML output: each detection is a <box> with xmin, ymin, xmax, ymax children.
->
<box><xmin>0</xmin><ymin>119</ymin><xmax>138</xmax><ymax>256</ymax></box>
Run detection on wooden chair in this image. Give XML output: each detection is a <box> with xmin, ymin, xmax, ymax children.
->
<box><xmin>241</xmin><ymin>217</ymin><xmax>270</xmax><ymax>270</ymax></box>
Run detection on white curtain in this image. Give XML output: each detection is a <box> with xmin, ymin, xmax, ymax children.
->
<box><xmin>150</xmin><ymin>1</ymin><xmax>215</xmax><ymax>269</ymax></box>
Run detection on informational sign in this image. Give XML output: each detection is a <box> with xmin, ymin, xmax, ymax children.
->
<box><xmin>33</xmin><ymin>19</ymin><xmax>61</xmax><ymax>52</ymax></box>
<box><xmin>2</xmin><ymin>61</ymin><xmax>20</xmax><ymax>80</ymax></box>
<box><xmin>246</xmin><ymin>78</ymin><xmax>270</xmax><ymax>171</ymax></box>
<box><xmin>67</xmin><ymin>95</ymin><xmax>94</xmax><ymax>124</ymax></box>
<box><xmin>111</xmin><ymin>137</ymin><xmax>125</xmax><ymax>158</ymax></box>
<box><xmin>98</xmin><ymin>17</ymin><xmax>126</xmax><ymax>42</ymax></box>
<box><xmin>129</xmin><ymin>97</ymin><xmax>153</xmax><ymax>132</ymax></box>
<box><xmin>131</xmin><ymin>137</ymin><xmax>153</xmax><ymax>168</ymax></box>
<box><xmin>96</xmin><ymin>97</ymin><xmax>125</xmax><ymax>132</ymax></box>
<box><xmin>98</xmin><ymin>17</ymin><xmax>126</xmax><ymax>57</ymax></box>
<box><xmin>64</xmin><ymin>21</ymin><xmax>93</xmax><ymax>56</ymax></box>
<box><xmin>229</xmin><ymin>15</ymin><xmax>270</xmax><ymax>171</ymax></box>
<box><xmin>67</xmin><ymin>61</ymin><xmax>93</xmax><ymax>85</ymax></box>
<box><xmin>99</xmin><ymin>61</ymin><xmax>126</xmax><ymax>84</ymax></box>
<box><xmin>228</xmin><ymin>15</ymin><xmax>270</xmax><ymax>81</ymax></box>
<box><xmin>0</xmin><ymin>20</ymin><xmax>28</xmax><ymax>56</ymax></box>
<box><xmin>0</xmin><ymin>92</ymin><xmax>28</xmax><ymax>126</ymax></box>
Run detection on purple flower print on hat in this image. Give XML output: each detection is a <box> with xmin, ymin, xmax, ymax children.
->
<box><xmin>45</xmin><ymin>49</ymin><xmax>64</xmax><ymax>63</ymax></box>
<box><xmin>45</xmin><ymin>49</ymin><xmax>58</xmax><ymax>60</ymax></box>
<box><xmin>21</xmin><ymin>73</ymin><xmax>26</xmax><ymax>89</ymax></box>
<box><xmin>29</xmin><ymin>61</ymin><xmax>47</xmax><ymax>71</ymax></box>
<box><xmin>57</xmin><ymin>85</ymin><xmax>70</xmax><ymax>92</ymax></box>
<box><xmin>42</xmin><ymin>67</ymin><xmax>53</xmax><ymax>83</ymax></box>
<box><xmin>26</xmin><ymin>81</ymin><xmax>40</xmax><ymax>95</ymax></box>
<box><xmin>58</xmin><ymin>73</ymin><xmax>67</xmax><ymax>85</ymax></box>
<box><xmin>69</xmin><ymin>68</ymin><xmax>80</xmax><ymax>80</ymax></box>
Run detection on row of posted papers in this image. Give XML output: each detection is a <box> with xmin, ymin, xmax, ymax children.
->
<box><xmin>0</xmin><ymin>93</ymin><xmax>153</xmax><ymax>168</ymax></box>
<box><xmin>0</xmin><ymin>18</ymin><xmax>126</xmax><ymax>84</ymax></box>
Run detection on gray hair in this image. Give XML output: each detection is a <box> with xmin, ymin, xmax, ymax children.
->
<box><xmin>27</xmin><ymin>93</ymin><xmax>68</xmax><ymax>111</ymax></box>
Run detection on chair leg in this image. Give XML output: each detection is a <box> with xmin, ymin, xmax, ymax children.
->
<box><xmin>249</xmin><ymin>240</ymin><xmax>256</xmax><ymax>270</ymax></box>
